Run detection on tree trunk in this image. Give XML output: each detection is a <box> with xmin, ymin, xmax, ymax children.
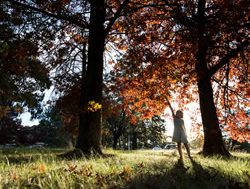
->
<box><xmin>76</xmin><ymin>0</ymin><xmax>105</xmax><ymax>154</ymax></box>
<box><xmin>113</xmin><ymin>135</ymin><xmax>118</xmax><ymax>150</ymax></box>
<box><xmin>197</xmin><ymin>78</ymin><xmax>230</xmax><ymax>156</ymax></box>
<box><xmin>131</xmin><ymin>132</ymin><xmax>138</xmax><ymax>150</ymax></box>
<box><xmin>195</xmin><ymin>0</ymin><xmax>230</xmax><ymax>157</ymax></box>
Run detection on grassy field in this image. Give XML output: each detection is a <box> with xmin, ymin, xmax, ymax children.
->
<box><xmin>0</xmin><ymin>148</ymin><xmax>249</xmax><ymax>189</ymax></box>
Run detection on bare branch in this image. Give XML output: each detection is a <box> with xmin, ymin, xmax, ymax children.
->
<box><xmin>5</xmin><ymin>0</ymin><xmax>89</xmax><ymax>28</ymax></box>
<box><xmin>164</xmin><ymin>96</ymin><xmax>175</xmax><ymax>118</ymax></box>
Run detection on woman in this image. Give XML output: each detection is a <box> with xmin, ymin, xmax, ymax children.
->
<box><xmin>172</xmin><ymin>110</ymin><xmax>192</xmax><ymax>161</ymax></box>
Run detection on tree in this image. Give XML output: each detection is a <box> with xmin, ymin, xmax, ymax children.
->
<box><xmin>136</xmin><ymin>115</ymin><xmax>166</xmax><ymax>149</ymax></box>
<box><xmin>105</xmin><ymin>109</ymin><xmax>128</xmax><ymax>149</ymax></box>
<box><xmin>0</xmin><ymin>117</ymin><xmax>22</xmax><ymax>144</ymax></box>
<box><xmin>173</xmin><ymin>0</ymin><xmax>249</xmax><ymax>156</ymax></box>
<box><xmin>112</xmin><ymin>0</ymin><xmax>249</xmax><ymax>156</ymax></box>
<box><xmin>4</xmin><ymin>0</ymin><xmax>132</xmax><ymax>154</ymax></box>
<box><xmin>0</xmin><ymin>1</ymin><xmax>50</xmax><ymax>121</ymax></box>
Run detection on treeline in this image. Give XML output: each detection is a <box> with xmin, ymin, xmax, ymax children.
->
<box><xmin>0</xmin><ymin>107</ymin><xmax>167</xmax><ymax>149</ymax></box>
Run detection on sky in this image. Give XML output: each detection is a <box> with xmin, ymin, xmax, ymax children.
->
<box><xmin>20</xmin><ymin>112</ymin><xmax>39</xmax><ymax>126</ymax></box>
<box><xmin>19</xmin><ymin>86</ymin><xmax>55</xmax><ymax>126</ymax></box>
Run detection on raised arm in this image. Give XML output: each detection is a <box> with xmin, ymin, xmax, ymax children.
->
<box><xmin>165</xmin><ymin>96</ymin><xmax>175</xmax><ymax>118</ymax></box>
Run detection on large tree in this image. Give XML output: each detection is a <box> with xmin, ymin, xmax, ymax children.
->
<box><xmin>113</xmin><ymin>0</ymin><xmax>249</xmax><ymax>156</ymax></box>
<box><xmin>4</xmin><ymin>0</ymin><xmax>132</xmax><ymax>154</ymax></box>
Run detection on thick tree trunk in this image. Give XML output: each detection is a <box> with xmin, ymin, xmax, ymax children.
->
<box><xmin>197</xmin><ymin>78</ymin><xmax>230</xmax><ymax>156</ymax></box>
<box><xmin>76</xmin><ymin>0</ymin><xmax>105</xmax><ymax>154</ymax></box>
<box><xmin>195</xmin><ymin>0</ymin><xmax>230</xmax><ymax>157</ymax></box>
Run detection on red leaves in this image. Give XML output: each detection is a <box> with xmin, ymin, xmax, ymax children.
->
<box><xmin>246</xmin><ymin>87</ymin><xmax>250</xmax><ymax>98</ymax></box>
<box><xmin>221</xmin><ymin>109</ymin><xmax>250</xmax><ymax>143</ymax></box>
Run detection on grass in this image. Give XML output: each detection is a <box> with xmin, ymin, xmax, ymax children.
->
<box><xmin>0</xmin><ymin>148</ymin><xmax>249</xmax><ymax>189</ymax></box>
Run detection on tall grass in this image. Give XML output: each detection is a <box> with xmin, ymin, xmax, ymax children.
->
<box><xmin>0</xmin><ymin>148</ymin><xmax>249</xmax><ymax>189</ymax></box>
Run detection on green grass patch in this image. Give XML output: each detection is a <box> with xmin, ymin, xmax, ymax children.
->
<box><xmin>0</xmin><ymin>148</ymin><xmax>249</xmax><ymax>189</ymax></box>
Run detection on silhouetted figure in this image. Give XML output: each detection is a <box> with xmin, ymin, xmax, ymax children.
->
<box><xmin>165</xmin><ymin>97</ymin><xmax>192</xmax><ymax>161</ymax></box>
<box><xmin>172</xmin><ymin>110</ymin><xmax>192</xmax><ymax>161</ymax></box>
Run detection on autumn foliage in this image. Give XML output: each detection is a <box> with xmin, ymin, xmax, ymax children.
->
<box><xmin>1</xmin><ymin>0</ymin><xmax>249</xmax><ymax>155</ymax></box>
<box><xmin>109</xmin><ymin>0</ymin><xmax>249</xmax><ymax>144</ymax></box>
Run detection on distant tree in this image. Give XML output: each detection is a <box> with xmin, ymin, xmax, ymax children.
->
<box><xmin>0</xmin><ymin>1</ymin><xmax>50</xmax><ymax>121</ymax></box>
<box><xmin>105</xmin><ymin>110</ymin><xmax>128</xmax><ymax>149</ymax></box>
<box><xmin>135</xmin><ymin>116</ymin><xmax>166</xmax><ymax>149</ymax></box>
<box><xmin>38</xmin><ymin>106</ymin><xmax>78</xmax><ymax>147</ymax></box>
<box><xmin>0</xmin><ymin>117</ymin><xmax>22</xmax><ymax>144</ymax></box>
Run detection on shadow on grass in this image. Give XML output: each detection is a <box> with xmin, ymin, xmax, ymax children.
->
<box><xmin>57</xmin><ymin>148</ymin><xmax>116</xmax><ymax>160</ymax></box>
<box><xmin>0</xmin><ymin>147</ymin><xmax>116</xmax><ymax>164</ymax></box>
<box><xmin>231</xmin><ymin>155</ymin><xmax>250</xmax><ymax>164</ymax></box>
<box><xmin>0</xmin><ymin>147</ymin><xmax>62</xmax><ymax>165</ymax></box>
<box><xmin>122</xmin><ymin>159</ymin><xmax>249</xmax><ymax>189</ymax></box>
<box><xmin>0</xmin><ymin>155</ymin><xmax>37</xmax><ymax>165</ymax></box>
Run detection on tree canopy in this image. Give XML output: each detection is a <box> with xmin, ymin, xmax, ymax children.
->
<box><xmin>1</xmin><ymin>0</ymin><xmax>249</xmax><ymax>156</ymax></box>
<box><xmin>0</xmin><ymin>1</ymin><xmax>50</xmax><ymax>120</ymax></box>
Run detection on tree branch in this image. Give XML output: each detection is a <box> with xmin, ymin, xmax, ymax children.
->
<box><xmin>104</xmin><ymin>0</ymin><xmax>130</xmax><ymax>38</ymax></box>
<box><xmin>209</xmin><ymin>40</ymin><xmax>249</xmax><ymax>77</ymax></box>
<box><xmin>164</xmin><ymin>96</ymin><xmax>175</xmax><ymax>118</ymax></box>
<box><xmin>5</xmin><ymin>0</ymin><xmax>89</xmax><ymax>28</ymax></box>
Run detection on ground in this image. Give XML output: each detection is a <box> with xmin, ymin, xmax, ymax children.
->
<box><xmin>0</xmin><ymin>148</ymin><xmax>249</xmax><ymax>189</ymax></box>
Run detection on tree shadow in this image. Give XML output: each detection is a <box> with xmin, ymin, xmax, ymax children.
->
<box><xmin>0</xmin><ymin>148</ymin><xmax>50</xmax><ymax>164</ymax></box>
<box><xmin>0</xmin><ymin>147</ymin><xmax>116</xmax><ymax>165</ymax></box>
<box><xmin>230</xmin><ymin>154</ymin><xmax>250</xmax><ymax>163</ymax></box>
<box><xmin>0</xmin><ymin>155</ymin><xmax>37</xmax><ymax>165</ymax></box>
<box><xmin>121</xmin><ymin>159</ymin><xmax>248</xmax><ymax>189</ymax></box>
<box><xmin>57</xmin><ymin>148</ymin><xmax>116</xmax><ymax>160</ymax></box>
<box><xmin>0</xmin><ymin>148</ymin><xmax>59</xmax><ymax>165</ymax></box>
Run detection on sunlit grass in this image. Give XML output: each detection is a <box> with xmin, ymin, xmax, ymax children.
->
<box><xmin>0</xmin><ymin>148</ymin><xmax>249</xmax><ymax>189</ymax></box>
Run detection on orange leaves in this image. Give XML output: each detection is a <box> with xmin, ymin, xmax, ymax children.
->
<box><xmin>121</xmin><ymin>165</ymin><xmax>132</xmax><ymax>176</ymax></box>
<box><xmin>246</xmin><ymin>87</ymin><xmax>250</xmax><ymax>98</ymax></box>
<box><xmin>113</xmin><ymin>22</ymin><xmax>125</xmax><ymax>33</ymax></box>
<box><xmin>145</xmin><ymin>20</ymin><xmax>161</xmax><ymax>26</ymax></box>
<box><xmin>82</xmin><ymin>165</ymin><xmax>93</xmax><ymax>177</ymax></box>
<box><xmin>114</xmin><ymin>59</ymin><xmax>183</xmax><ymax>124</ymax></box>
<box><xmin>64</xmin><ymin>164</ymin><xmax>93</xmax><ymax>176</ymax></box>
<box><xmin>130</xmin><ymin>115</ymin><xmax>138</xmax><ymax>125</ymax></box>
<box><xmin>38</xmin><ymin>164</ymin><xmax>46</xmax><ymax>173</ymax></box>
<box><xmin>119</xmin><ymin>165</ymin><xmax>133</xmax><ymax>182</ymax></box>
<box><xmin>221</xmin><ymin>109</ymin><xmax>250</xmax><ymax>143</ymax></box>
<box><xmin>117</xmin><ymin>44</ymin><xmax>128</xmax><ymax>51</ymax></box>
<box><xmin>72</xmin><ymin>34</ymin><xmax>86</xmax><ymax>44</ymax></box>
<box><xmin>30</xmin><ymin>164</ymin><xmax>47</xmax><ymax>173</ymax></box>
<box><xmin>9</xmin><ymin>171</ymin><xmax>18</xmax><ymax>181</ymax></box>
<box><xmin>66</xmin><ymin>163</ymin><xmax>77</xmax><ymax>173</ymax></box>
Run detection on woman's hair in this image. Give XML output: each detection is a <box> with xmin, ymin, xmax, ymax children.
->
<box><xmin>176</xmin><ymin>110</ymin><xmax>183</xmax><ymax>115</ymax></box>
<box><xmin>176</xmin><ymin>110</ymin><xmax>183</xmax><ymax>118</ymax></box>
